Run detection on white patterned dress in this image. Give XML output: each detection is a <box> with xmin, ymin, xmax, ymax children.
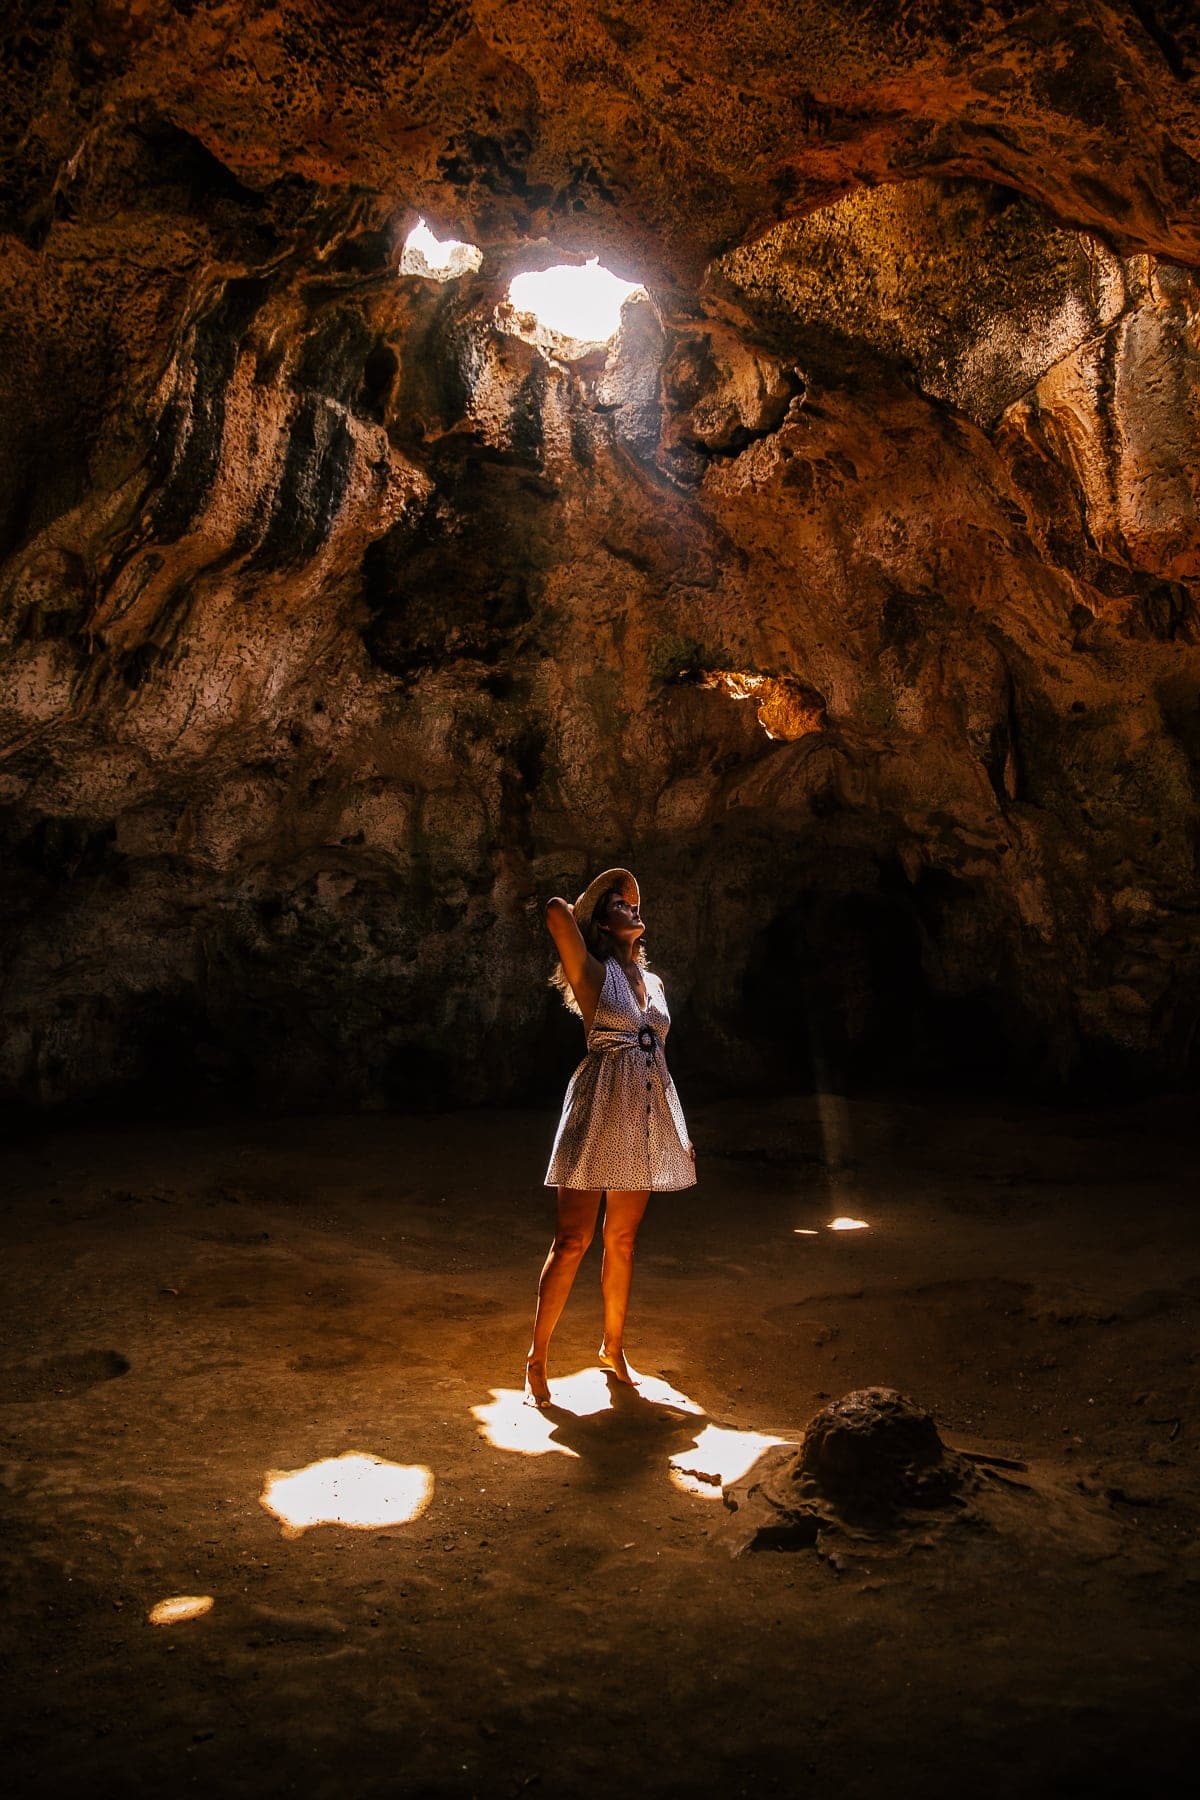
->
<box><xmin>545</xmin><ymin>957</ymin><xmax>696</xmax><ymax>1192</ymax></box>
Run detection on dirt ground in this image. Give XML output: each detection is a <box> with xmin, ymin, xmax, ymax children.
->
<box><xmin>1</xmin><ymin>1092</ymin><xmax>1197</xmax><ymax>1799</ymax></box>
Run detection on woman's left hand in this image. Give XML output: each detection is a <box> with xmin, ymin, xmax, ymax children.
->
<box><xmin>687</xmin><ymin>1140</ymin><xmax>696</xmax><ymax>1163</ymax></box>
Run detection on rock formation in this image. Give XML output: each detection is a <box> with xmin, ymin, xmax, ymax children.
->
<box><xmin>1</xmin><ymin>3</ymin><xmax>1200</xmax><ymax>1111</ymax></box>
<box><xmin>723</xmin><ymin>1386</ymin><xmax>979</xmax><ymax>1552</ymax></box>
<box><xmin>722</xmin><ymin>1386</ymin><xmax>1126</xmax><ymax>1566</ymax></box>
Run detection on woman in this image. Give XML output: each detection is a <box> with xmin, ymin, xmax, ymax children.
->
<box><xmin>525</xmin><ymin>867</ymin><xmax>696</xmax><ymax>1407</ymax></box>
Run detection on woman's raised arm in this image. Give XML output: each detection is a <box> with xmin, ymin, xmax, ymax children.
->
<box><xmin>545</xmin><ymin>896</ymin><xmax>591</xmax><ymax>990</ymax></box>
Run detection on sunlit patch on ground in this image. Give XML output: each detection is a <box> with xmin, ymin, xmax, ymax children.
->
<box><xmin>794</xmin><ymin>1228</ymin><xmax>819</xmax><ymax>1235</ymax></box>
<box><xmin>473</xmin><ymin>1384</ymin><xmax>585</xmax><ymax>1457</ymax></box>
<box><xmin>399</xmin><ymin>218</ymin><xmax>482</xmax><ymax>279</ymax></box>
<box><xmin>829</xmin><ymin>1217</ymin><xmax>869</xmax><ymax>1231</ymax></box>
<box><xmin>147</xmin><ymin>1595</ymin><xmax>214</xmax><ymax>1626</ymax></box>
<box><xmin>669</xmin><ymin>1424</ymin><xmax>790</xmax><ymax>1499</ymax></box>
<box><xmin>473</xmin><ymin>1365</ymin><xmax>705</xmax><ymax>1458</ymax></box>
<box><xmin>615</xmin><ymin>1369</ymin><xmax>704</xmax><ymax>1415</ymax></box>
<box><xmin>505</xmin><ymin>259</ymin><xmax>642</xmax><ymax>342</ymax></box>
<box><xmin>259</xmin><ymin>1453</ymin><xmax>433</xmax><ymax>1536</ymax></box>
<box><xmin>475</xmin><ymin>1366</ymin><xmax>778</xmax><ymax>1499</ymax></box>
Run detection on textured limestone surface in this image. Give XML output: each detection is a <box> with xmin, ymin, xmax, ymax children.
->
<box><xmin>2</xmin><ymin>3</ymin><xmax>1200</xmax><ymax>1111</ymax></box>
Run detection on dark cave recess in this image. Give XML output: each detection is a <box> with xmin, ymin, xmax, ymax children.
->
<box><xmin>740</xmin><ymin>860</ymin><xmax>1055</xmax><ymax>1102</ymax></box>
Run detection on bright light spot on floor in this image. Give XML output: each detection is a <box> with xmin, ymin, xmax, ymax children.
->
<box><xmin>670</xmin><ymin>1424</ymin><xmax>790</xmax><ymax>1500</ymax></box>
<box><xmin>259</xmin><ymin>1452</ymin><xmax>433</xmax><ymax>1536</ymax></box>
<box><xmin>473</xmin><ymin>1365</ymin><xmax>703</xmax><ymax>1455</ymax></box>
<box><xmin>148</xmin><ymin>1595</ymin><xmax>214</xmax><ymax>1626</ymax></box>
<box><xmin>794</xmin><ymin>1228</ymin><xmax>819</xmax><ymax>1236</ymax></box>
<box><xmin>621</xmin><ymin>1369</ymin><xmax>705</xmax><ymax>1413</ymax></box>
<box><xmin>473</xmin><ymin>1385</ymin><xmax>582</xmax><ymax>1458</ymax></box>
<box><xmin>399</xmin><ymin>218</ymin><xmax>482</xmax><ymax>279</ymax></box>
<box><xmin>829</xmin><ymin>1216</ymin><xmax>869</xmax><ymax>1231</ymax></box>
<box><xmin>507</xmin><ymin>259</ymin><xmax>642</xmax><ymax>342</ymax></box>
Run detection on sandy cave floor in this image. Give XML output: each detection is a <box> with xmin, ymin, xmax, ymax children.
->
<box><xmin>1</xmin><ymin>1094</ymin><xmax>1198</xmax><ymax>1798</ymax></box>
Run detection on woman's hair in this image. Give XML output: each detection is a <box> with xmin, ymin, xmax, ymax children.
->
<box><xmin>549</xmin><ymin>885</ymin><xmax>649</xmax><ymax>1018</ymax></box>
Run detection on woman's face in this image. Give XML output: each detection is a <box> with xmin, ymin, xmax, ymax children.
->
<box><xmin>601</xmin><ymin>892</ymin><xmax>644</xmax><ymax>944</ymax></box>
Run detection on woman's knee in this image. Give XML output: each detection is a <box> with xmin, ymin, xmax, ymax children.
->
<box><xmin>552</xmin><ymin>1227</ymin><xmax>593</xmax><ymax>1259</ymax></box>
<box><xmin>602</xmin><ymin>1225</ymin><xmax>639</xmax><ymax>1258</ymax></box>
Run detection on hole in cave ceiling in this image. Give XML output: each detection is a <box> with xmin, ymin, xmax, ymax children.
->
<box><xmin>399</xmin><ymin>217</ymin><xmax>483</xmax><ymax>280</ymax></box>
<box><xmin>503</xmin><ymin>258</ymin><xmax>643</xmax><ymax>350</ymax></box>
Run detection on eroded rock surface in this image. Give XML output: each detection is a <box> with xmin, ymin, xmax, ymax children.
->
<box><xmin>1</xmin><ymin>6</ymin><xmax>1200</xmax><ymax>1110</ymax></box>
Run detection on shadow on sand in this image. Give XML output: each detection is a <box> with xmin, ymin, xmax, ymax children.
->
<box><xmin>471</xmin><ymin>1365</ymin><xmax>789</xmax><ymax>1500</ymax></box>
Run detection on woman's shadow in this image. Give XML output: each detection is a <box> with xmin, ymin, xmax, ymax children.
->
<box><xmin>471</xmin><ymin>1366</ymin><xmax>787</xmax><ymax>1499</ymax></box>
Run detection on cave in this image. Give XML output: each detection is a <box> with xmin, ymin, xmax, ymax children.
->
<box><xmin>1</xmin><ymin>5</ymin><xmax>1198</xmax><ymax>1797</ymax></box>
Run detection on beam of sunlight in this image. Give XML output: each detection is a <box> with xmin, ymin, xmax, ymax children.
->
<box><xmin>400</xmin><ymin>218</ymin><xmax>482</xmax><ymax>279</ymax></box>
<box><xmin>260</xmin><ymin>1452</ymin><xmax>433</xmax><ymax>1536</ymax></box>
<box><xmin>829</xmin><ymin>1216</ymin><xmax>869</xmax><ymax>1231</ymax></box>
<box><xmin>669</xmin><ymin>1424</ymin><xmax>790</xmax><ymax>1500</ymax></box>
<box><xmin>814</xmin><ymin>1088</ymin><xmax>851</xmax><ymax>1174</ymax></box>
<box><xmin>473</xmin><ymin>1365</ymin><xmax>704</xmax><ymax>1454</ymax></box>
<box><xmin>506</xmin><ymin>259</ymin><xmax>642</xmax><ymax>342</ymax></box>
<box><xmin>148</xmin><ymin>1595</ymin><xmax>214</xmax><ymax>1626</ymax></box>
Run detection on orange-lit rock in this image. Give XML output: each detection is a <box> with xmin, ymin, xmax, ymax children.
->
<box><xmin>1</xmin><ymin>6</ymin><xmax>1200</xmax><ymax>1110</ymax></box>
<box><xmin>694</xmin><ymin>672</ymin><xmax>826</xmax><ymax>743</ymax></box>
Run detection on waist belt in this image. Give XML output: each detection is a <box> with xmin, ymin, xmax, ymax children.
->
<box><xmin>587</xmin><ymin>1025</ymin><xmax>660</xmax><ymax>1057</ymax></box>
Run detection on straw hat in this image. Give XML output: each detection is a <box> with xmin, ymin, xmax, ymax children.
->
<box><xmin>571</xmin><ymin>866</ymin><xmax>640</xmax><ymax>937</ymax></box>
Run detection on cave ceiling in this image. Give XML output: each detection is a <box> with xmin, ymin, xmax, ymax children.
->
<box><xmin>2</xmin><ymin>2</ymin><xmax>1200</xmax><ymax>1112</ymax></box>
<box><xmin>6</xmin><ymin>2</ymin><xmax>1200</xmax><ymax>279</ymax></box>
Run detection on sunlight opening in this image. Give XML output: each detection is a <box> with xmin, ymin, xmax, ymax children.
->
<box><xmin>669</xmin><ymin>1424</ymin><xmax>790</xmax><ymax>1500</ymax></box>
<box><xmin>400</xmin><ymin>218</ymin><xmax>482</xmax><ymax>280</ymax></box>
<box><xmin>148</xmin><ymin>1594</ymin><xmax>214</xmax><ymax>1626</ymax></box>
<box><xmin>505</xmin><ymin>259</ymin><xmax>642</xmax><ymax>344</ymax></box>
<box><xmin>260</xmin><ymin>1452</ymin><xmax>433</xmax><ymax>1537</ymax></box>
<box><xmin>829</xmin><ymin>1216</ymin><xmax>869</xmax><ymax>1231</ymax></box>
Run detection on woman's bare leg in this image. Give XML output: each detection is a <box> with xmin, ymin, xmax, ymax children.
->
<box><xmin>598</xmin><ymin>1188</ymin><xmax>650</xmax><ymax>1385</ymax></box>
<box><xmin>525</xmin><ymin>1187</ymin><xmax>602</xmax><ymax>1405</ymax></box>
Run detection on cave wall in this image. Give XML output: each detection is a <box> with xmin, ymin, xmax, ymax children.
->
<box><xmin>2</xmin><ymin>3</ymin><xmax>1200</xmax><ymax>1112</ymax></box>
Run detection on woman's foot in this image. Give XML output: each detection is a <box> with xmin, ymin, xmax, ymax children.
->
<box><xmin>524</xmin><ymin>1355</ymin><xmax>551</xmax><ymax>1408</ymax></box>
<box><xmin>598</xmin><ymin>1343</ymin><xmax>637</xmax><ymax>1386</ymax></box>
